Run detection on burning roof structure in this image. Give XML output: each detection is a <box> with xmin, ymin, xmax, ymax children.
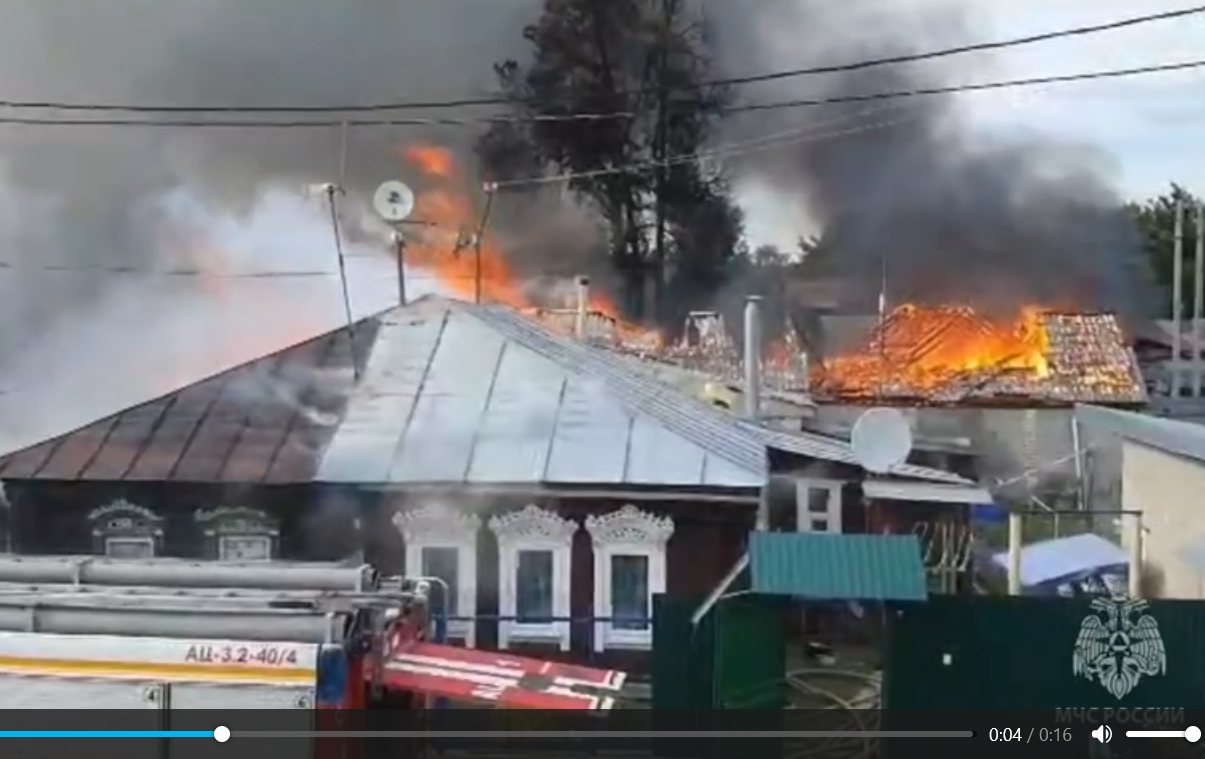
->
<box><xmin>811</xmin><ymin>304</ymin><xmax>1147</xmax><ymax>407</ymax></box>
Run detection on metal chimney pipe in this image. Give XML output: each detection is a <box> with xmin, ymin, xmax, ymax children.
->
<box><xmin>393</xmin><ymin>231</ymin><xmax>407</xmax><ymax>307</ymax></box>
<box><xmin>743</xmin><ymin>296</ymin><xmax>763</xmax><ymax>421</ymax></box>
<box><xmin>1195</xmin><ymin>202</ymin><xmax>1204</xmax><ymax>396</ymax></box>
<box><xmin>574</xmin><ymin>276</ymin><xmax>590</xmax><ymax>341</ymax></box>
<box><xmin>1006</xmin><ymin>511</ymin><xmax>1023</xmax><ymax>596</ymax></box>
<box><xmin>1173</xmin><ymin>197</ymin><xmax>1185</xmax><ymax>397</ymax></box>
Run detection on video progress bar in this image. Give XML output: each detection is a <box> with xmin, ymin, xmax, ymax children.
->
<box><xmin>231</xmin><ymin>731</ymin><xmax>975</xmax><ymax>739</ymax></box>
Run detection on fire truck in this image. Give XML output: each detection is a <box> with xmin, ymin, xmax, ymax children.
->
<box><xmin>0</xmin><ymin>555</ymin><xmax>627</xmax><ymax>713</ymax></box>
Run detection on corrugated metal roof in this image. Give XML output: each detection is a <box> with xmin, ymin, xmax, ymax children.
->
<box><xmin>0</xmin><ymin>321</ymin><xmax>378</xmax><ymax>483</ymax></box>
<box><xmin>746</xmin><ymin>424</ymin><xmax>975</xmax><ymax>484</ymax></box>
<box><xmin>316</xmin><ymin>298</ymin><xmax>765</xmax><ymax>488</ymax></box>
<box><xmin>747</xmin><ymin>531</ymin><xmax>928</xmax><ymax>601</ymax></box>
<box><xmin>1075</xmin><ymin>403</ymin><xmax>1205</xmax><ymax>465</ymax></box>
<box><xmin>862</xmin><ymin>479</ymin><xmax>993</xmax><ymax>504</ymax></box>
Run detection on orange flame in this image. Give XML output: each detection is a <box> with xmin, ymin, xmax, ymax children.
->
<box><xmin>814</xmin><ymin>304</ymin><xmax>1053</xmax><ymax>397</ymax></box>
<box><xmin>398</xmin><ymin>144</ymin><xmax>659</xmax><ymax>345</ymax></box>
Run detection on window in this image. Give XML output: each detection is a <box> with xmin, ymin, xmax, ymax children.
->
<box><xmin>105</xmin><ymin>537</ymin><xmax>155</xmax><ymax>559</ymax></box>
<box><xmin>797</xmin><ymin>480</ymin><xmax>842</xmax><ymax>534</ymax></box>
<box><xmin>515</xmin><ymin>550</ymin><xmax>554</xmax><ymax>623</ymax></box>
<box><xmin>490</xmin><ymin>505</ymin><xmax>576</xmax><ymax>651</ymax></box>
<box><xmin>586</xmin><ymin>506</ymin><xmax>673</xmax><ymax>651</ymax></box>
<box><xmin>394</xmin><ymin>504</ymin><xmax>480</xmax><ymax>646</ymax></box>
<box><xmin>420</xmin><ymin>546</ymin><xmax>460</xmax><ymax>617</ymax></box>
<box><xmin>219</xmin><ymin>535</ymin><xmax>271</xmax><ymax>562</ymax></box>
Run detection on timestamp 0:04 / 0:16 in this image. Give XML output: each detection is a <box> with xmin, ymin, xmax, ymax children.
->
<box><xmin>988</xmin><ymin>728</ymin><xmax>1073</xmax><ymax>742</ymax></box>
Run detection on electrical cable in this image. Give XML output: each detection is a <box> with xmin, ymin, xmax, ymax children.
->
<box><xmin>2</xmin><ymin>4</ymin><xmax>1202</xmax><ymax>114</ymax></box>
<box><xmin>0</xmin><ymin>58</ymin><xmax>1197</xmax><ymax>130</ymax></box>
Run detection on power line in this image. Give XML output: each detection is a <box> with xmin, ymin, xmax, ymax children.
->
<box><xmin>0</xmin><ymin>58</ymin><xmax>1197</xmax><ymax>129</ymax></box>
<box><xmin>1</xmin><ymin>5</ymin><xmax>1201</xmax><ymax>115</ymax></box>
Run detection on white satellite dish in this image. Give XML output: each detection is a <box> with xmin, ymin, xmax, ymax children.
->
<box><xmin>850</xmin><ymin>407</ymin><xmax>914</xmax><ymax>474</ymax></box>
<box><xmin>372</xmin><ymin>180</ymin><xmax>415</xmax><ymax>223</ymax></box>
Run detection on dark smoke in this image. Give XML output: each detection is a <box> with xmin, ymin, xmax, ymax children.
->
<box><xmin>706</xmin><ymin>0</ymin><xmax>1157</xmax><ymax>319</ymax></box>
<box><xmin>0</xmin><ymin>0</ymin><xmax>545</xmax><ymax>364</ymax></box>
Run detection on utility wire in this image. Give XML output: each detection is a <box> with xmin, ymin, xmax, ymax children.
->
<box><xmin>0</xmin><ymin>59</ymin><xmax>1198</xmax><ymax>129</ymax></box>
<box><xmin>1</xmin><ymin>4</ymin><xmax>1201</xmax><ymax>114</ymax></box>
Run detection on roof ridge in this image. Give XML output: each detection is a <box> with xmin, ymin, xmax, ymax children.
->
<box><xmin>462</xmin><ymin>303</ymin><xmax>767</xmax><ymax>475</ymax></box>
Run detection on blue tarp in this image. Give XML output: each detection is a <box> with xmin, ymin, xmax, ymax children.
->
<box><xmin>990</xmin><ymin>533</ymin><xmax>1128</xmax><ymax>589</ymax></box>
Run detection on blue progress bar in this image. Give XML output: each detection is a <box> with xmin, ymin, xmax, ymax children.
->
<box><xmin>0</xmin><ymin>731</ymin><xmax>213</xmax><ymax>737</ymax></box>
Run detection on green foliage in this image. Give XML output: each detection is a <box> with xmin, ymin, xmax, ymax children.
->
<box><xmin>1127</xmin><ymin>183</ymin><xmax>1203</xmax><ymax>319</ymax></box>
<box><xmin>477</xmin><ymin>0</ymin><xmax>744</xmax><ymax>322</ymax></box>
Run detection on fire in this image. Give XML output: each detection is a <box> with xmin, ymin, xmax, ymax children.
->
<box><xmin>815</xmin><ymin>304</ymin><xmax>1053</xmax><ymax>398</ymax></box>
<box><xmin>398</xmin><ymin>144</ymin><xmax>661</xmax><ymax>347</ymax></box>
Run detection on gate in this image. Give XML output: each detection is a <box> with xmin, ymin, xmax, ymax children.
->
<box><xmin>651</xmin><ymin>594</ymin><xmax>785</xmax><ymax>710</ymax></box>
<box><xmin>884</xmin><ymin>595</ymin><xmax>1205</xmax><ymax>709</ymax></box>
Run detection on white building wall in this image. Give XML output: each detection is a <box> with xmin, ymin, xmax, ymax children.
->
<box><xmin>1122</xmin><ymin>440</ymin><xmax>1205</xmax><ymax>599</ymax></box>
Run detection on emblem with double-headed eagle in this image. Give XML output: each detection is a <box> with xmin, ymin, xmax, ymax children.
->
<box><xmin>1073</xmin><ymin>596</ymin><xmax>1166</xmax><ymax>700</ymax></box>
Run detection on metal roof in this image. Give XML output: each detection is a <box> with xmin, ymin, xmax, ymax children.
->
<box><xmin>316</xmin><ymin>298</ymin><xmax>765</xmax><ymax>488</ymax></box>
<box><xmin>747</xmin><ymin>532</ymin><xmax>928</xmax><ymax>601</ymax></box>
<box><xmin>862</xmin><ymin>478</ymin><xmax>992</xmax><ymax>504</ymax></box>
<box><xmin>1075</xmin><ymin>403</ymin><xmax>1205</xmax><ymax>465</ymax></box>
<box><xmin>0</xmin><ymin>321</ymin><xmax>378</xmax><ymax>483</ymax></box>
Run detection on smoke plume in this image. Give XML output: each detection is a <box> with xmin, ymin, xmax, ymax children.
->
<box><xmin>0</xmin><ymin>0</ymin><xmax>545</xmax><ymax>364</ymax></box>
<box><xmin>706</xmin><ymin>0</ymin><xmax>1156</xmax><ymax>318</ymax></box>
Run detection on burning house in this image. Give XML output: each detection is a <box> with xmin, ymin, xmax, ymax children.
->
<box><xmin>0</xmin><ymin>294</ymin><xmax>977</xmax><ymax>668</ymax></box>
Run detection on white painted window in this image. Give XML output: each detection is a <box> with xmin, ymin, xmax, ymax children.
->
<box><xmin>104</xmin><ymin>536</ymin><xmax>155</xmax><ymax>559</ymax></box>
<box><xmin>489</xmin><ymin>505</ymin><xmax>576</xmax><ymax>651</ymax></box>
<box><xmin>585</xmin><ymin>505</ymin><xmax>674</xmax><ymax>652</ymax></box>
<box><xmin>394</xmin><ymin>503</ymin><xmax>480</xmax><ymax>647</ymax></box>
<box><xmin>796</xmin><ymin>479</ymin><xmax>842</xmax><ymax>533</ymax></box>
<box><xmin>218</xmin><ymin>535</ymin><xmax>272</xmax><ymax>561</ymax></box>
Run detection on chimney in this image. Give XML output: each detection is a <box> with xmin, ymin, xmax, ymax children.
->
<box><xmin>1195</xmin><ymin>202</ymin><xmax>1204</xmax><ymax>396</ymax></box>
<box><xmin>574</xmin><ymin>276</ymin><xmax>590</xmax><ymax>341</ymax></box>
<box><xmin>743</xmin><ymin>296</ymin><xmax>763</xmax><ymax>421</ymax></box>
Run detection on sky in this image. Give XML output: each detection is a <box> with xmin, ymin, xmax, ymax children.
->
<box><xmin>0</xmin><ymin>0</ymin><xmax>1202</xmax><ymax>456</ymax></box>
<box><xmin>740</xmin><ymin>0</ymin><xmax>1205</xmax><ymax>249</ymax></box>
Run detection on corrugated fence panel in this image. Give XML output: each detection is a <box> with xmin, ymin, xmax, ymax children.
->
<box><xmin>884</xmin><ymin>596</ymin><xmax>1205</xmax><ymax>709</ymax></box>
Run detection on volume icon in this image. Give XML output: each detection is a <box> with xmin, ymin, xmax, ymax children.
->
<box><xmin>1092</xmin><ymin>725</ymin><xmax>1113</xmax><ymax>743</ymax></box>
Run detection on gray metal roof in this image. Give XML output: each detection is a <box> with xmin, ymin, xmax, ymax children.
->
<box><xmin>316</xmin><ymin>298</ymin><xmax>763</xmax><ymax>488</ymax></box>
<box><xmin>317</xmin><ymin>297</ymin><xmax>973</xmax><ymax>488</ymax></box>
<box><xmin>1075</xmin><ymin>403</ymin><xmax>1205</xmax><ymax>465</ymax></box>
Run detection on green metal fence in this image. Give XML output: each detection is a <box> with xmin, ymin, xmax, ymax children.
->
<box><xmin>651</xmin><ymin>594</ymin><xmax>785</xmax><ymax>709</ymax></box>
<box><xmin>884</xmin><ymin>595</ymin><xmax>1205</xmax><ymax>709</ymax></box>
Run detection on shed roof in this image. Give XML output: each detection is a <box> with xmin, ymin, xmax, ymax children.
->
<box><xmin>747</xmin><ymin>532</ymin><xmax>928</xmax><ymax>601</ymax></box>
<box><xmin>1075</xmin><ymin>403</ymin><xmax>1205</xmax><ymax>465</ymax></box>
<box><xmin>0</xmin><ymin>296</ymin><xmax>975</xmax><ymax>489</ymax></box>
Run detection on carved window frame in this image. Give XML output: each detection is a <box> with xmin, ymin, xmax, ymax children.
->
<box><xmin>195</xmin><ymin>507</ymin><xmax>280</xmax><ymax>562</ymax></box>
<box><xmin>393</xmin><ymin>503</ymin><xmax>481</xmax><ymax>647</ymax></box>
<box><xmin>88</xmin><ymin>500</ymin><xmax>164</xmax><ymax>557</ymax></box>
<box><xmin>585</xmin><ymin>505</ymin><xmax>674</xmax><ymax>652</ymax></box>
<box><xmin>489</xmin><ymin>505</ymin><xmax>577</xmax><ymax>651</ymax></box>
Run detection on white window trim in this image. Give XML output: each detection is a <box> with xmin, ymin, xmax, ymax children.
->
<box><xmin>489</xmin><ymin>505</ymin><xmax>577</xmax><ymax>651</ymax></box>
<box><xmin>394</xmin><ymin>503</ymin><xmax>481</xmax><ymax>647</ymax></box>
<box><xmin>796</xmin><ymin>478</ymin><xmax>843</xmax><ymax>534</ymax></box>
<box><xmin>585</xmin><ymin>505</ymin><xmax>674</xmax><ymax>652</ymax></box>
<box><xmin>104</xmin><ymin>536</ymin><xmax>156</xmax><ymax>558</ymax></box>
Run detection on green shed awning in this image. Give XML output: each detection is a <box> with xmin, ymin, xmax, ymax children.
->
<box><xmin>748</xmin><ymin>532</ymin><xmax>928</xmax><ymax>601</ymax></box>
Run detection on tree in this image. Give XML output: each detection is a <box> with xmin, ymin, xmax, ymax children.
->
<box><xmin>1128</xmin><ymin>184</ymin><xmax>1203</xmax><ymax>319</ymax></box>
<box><xmin>477</xmin><ymin>0</ymin><xmax>743</xmax><ymax>323</ymax></box>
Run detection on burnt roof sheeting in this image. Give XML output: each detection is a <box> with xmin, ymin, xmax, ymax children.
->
<box><xmin>0</xmin><ymin>322</ymin><xmax>377</xmax><ymax>483</ymax></box>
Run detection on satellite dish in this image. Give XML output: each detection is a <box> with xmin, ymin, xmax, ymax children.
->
<box><xmin>850</xmin><ymin>407</ymin><xmax>913</xmax><ymax>473</ymax></box>
<box><xmin>373</xmin><ymin>180</ymin><xmax>415</xmax><ymax>223</ymax></box>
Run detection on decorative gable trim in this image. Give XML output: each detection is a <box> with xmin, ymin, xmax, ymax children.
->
<box><xmin>393</xmin><ymin>503</ymin><xmax>481</xmax><ymax>544</ymax></box>
<box><xmin>585</xmin><ymin>505</ymin><xmax>674</xmax><ymax>547</ymax></box>
<box><xmin>488</xmin><ymin>504</ymin><xmax>577</xmax><ymax>546</ymax></box>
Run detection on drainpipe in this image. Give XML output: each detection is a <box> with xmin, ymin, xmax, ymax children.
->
<box><xmin>1007</xmin><ymin>511</ymin><xmax>1023</xmax><ymax>595</ymax></box>
<box><xmin>575</xmin><ymin>276</ymin><xmax>590</xmax><ymax>341</ymax></box>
